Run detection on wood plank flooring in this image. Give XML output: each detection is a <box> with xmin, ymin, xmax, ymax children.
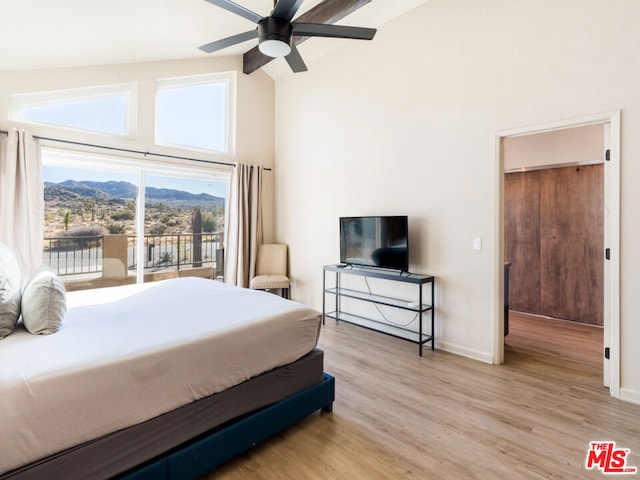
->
<box><xmin>204</xmin><ymin>313</ymin><xmax>640</xmax><ymax>479</ymax></box>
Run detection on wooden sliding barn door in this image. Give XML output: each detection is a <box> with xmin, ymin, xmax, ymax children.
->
<box><xmin>504</xmin><ymin>170</ymin><xmax>541</xmax><ymax>314</ymax></box>
<box><xmin>504</xmin><ymin>164</ymin><xmax>604</xmax><ymax>325</ymax></box>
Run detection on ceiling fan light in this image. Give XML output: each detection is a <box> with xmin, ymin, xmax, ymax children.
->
<box><xmin>259</xmin><ymin>39</ymin><xmax>292</xmax><ymax>57</ymax></box>
<box><xmin>257</xmin><ymin>17</ymin><xmax>293</xmax><ymax>58</ymax></box>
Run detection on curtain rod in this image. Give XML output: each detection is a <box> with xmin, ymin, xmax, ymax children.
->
<box><xmin>0</xmin><ymin>130</ymin><xmax>272</xmax><ymax>171</ymax></box>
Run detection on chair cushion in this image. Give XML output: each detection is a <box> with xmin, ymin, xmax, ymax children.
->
<box><xmin>250</xmin><ymin>274</ymin><xmax>290</xmax><ymax>290</ymax></box>
<box><xmin>255</xmin><ymin>244</ymin><xmax>287</xmax><ymax>276</ymax></box>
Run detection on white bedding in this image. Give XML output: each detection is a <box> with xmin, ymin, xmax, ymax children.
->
<box><xmin>0</xmin><ymin>277</ymin><xmax>321</xmax><ymax>476</ymax></box>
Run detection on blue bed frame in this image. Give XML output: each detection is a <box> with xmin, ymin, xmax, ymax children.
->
<box><xmin>119</xmin><ymin>373</ymin><xmax>335</xmax><ymax>480</ymax></box>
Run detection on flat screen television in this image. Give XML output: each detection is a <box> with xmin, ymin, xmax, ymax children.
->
<box><xmin>340</xmin><ymin>216</ymin><xmax>409</xmax><ymax>271</ymax></box>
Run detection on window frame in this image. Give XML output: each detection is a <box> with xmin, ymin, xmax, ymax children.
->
<box><xmin>8</xmin><ymin>83</ymin><xmax>138</xmax><ymax>138</ymax></box>
<box><xmin>41</xmin><ymin>147</ymin><xmax>230</xmax><ymax>285</ymax></box>
<box><xmin>154</xmin><ymin>72</ymin><xmax>236</xmax><ymax>156</ymax></box>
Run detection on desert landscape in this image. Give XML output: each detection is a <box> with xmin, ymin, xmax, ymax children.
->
<box><xmin>44</xmin><ymin>179</ymin><xmax>224</xmax><ymax>240</ymax></box>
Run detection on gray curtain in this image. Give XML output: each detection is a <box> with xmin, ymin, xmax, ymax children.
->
<box><xmin>224</xmin><ymin>162</ymin><xmax>264</xmax><ymax>287</ymax></box>
<box><xmin>0</xmin><ymin>129</ymin><xmax>43</xmax><ymax>283</ymax></box>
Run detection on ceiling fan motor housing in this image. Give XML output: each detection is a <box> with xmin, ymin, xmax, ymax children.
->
<box><xmin>199</xmin><ymin>0</ymin><xmax>377</xmax><ymax>72</ymax></box>
<box><xmin>258</xmin><ymin>16</ymin><xmax>293</xmax><ymax>55</ymax></box>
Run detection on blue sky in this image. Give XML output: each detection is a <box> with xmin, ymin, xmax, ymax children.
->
<box><xmin>156</xmin><ymin>82</ymin><xmax>226</xmax><ymax>152</ymax></box>
<box><xmin>30</xmin><ymin>79</ymin><xmax>229</xmax><ymax>198</ymax></box>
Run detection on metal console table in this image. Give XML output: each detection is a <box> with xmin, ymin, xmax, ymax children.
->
<box><xmin>322</xmin><ymin>264</ymin><xmax>435</xmax><ymax>356</ymax></box>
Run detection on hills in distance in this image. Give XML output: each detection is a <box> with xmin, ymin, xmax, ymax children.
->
<box><xmin>44</xmin><ymin>180</ymin><xmax>224</xmax><ymax>208</ymax></box>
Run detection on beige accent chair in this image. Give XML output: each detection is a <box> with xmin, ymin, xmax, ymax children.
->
<box><xmin>250</xmin><ymin>244</ymin><xmax>290</xmax><ymax>298</ymax></box>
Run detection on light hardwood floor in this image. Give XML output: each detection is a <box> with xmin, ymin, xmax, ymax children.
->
<box><xmin>206</xmin><ymin>313</ymin><xmax>640</xmax><ymax>479</ymax></box>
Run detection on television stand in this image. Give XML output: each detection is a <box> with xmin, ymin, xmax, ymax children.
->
<box><xmin>322</xmin><ymin>264</ymin><xmax>435</xmax><ymax>356</ymax></box>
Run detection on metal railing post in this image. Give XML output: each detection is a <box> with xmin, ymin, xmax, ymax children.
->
<box><xmin>177</xmin><ymin>235</ymin><xmax>181</xmax><ymax>271</ymax></box>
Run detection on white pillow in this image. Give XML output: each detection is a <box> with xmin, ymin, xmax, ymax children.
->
<box><xmin>22</xmin><ymin>265</ymin><xmax>67</xmax><ymax>335</ymax></box>
<box><xmin>0</xmin><ymin>242</ymin><xmax>22</xmax><ymax>340</ymax></box>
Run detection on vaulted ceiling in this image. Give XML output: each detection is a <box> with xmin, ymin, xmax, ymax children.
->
<box><xmin>1</xmin><ymin>0</ymin><xmax>429</xmax><ymax>78</ymax></box>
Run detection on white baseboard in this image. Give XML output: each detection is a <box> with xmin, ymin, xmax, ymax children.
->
<box><xmin>437</xmin><ymin>345</ymin><xmax>640</xmax><ymax>405</ymax></box>
<box><xmin>619</xmin><ymin>387</ymin><xmax>640</xmax><ymax>406</ymax></box>
<box><xmin>436</xmin><ymin>340</ymin><xmax>494</xmax><ymax>364</ymax></box>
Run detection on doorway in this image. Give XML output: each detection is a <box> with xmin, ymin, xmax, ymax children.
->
<box><xmin>504</xmin><ymin>126</ymin><xmax>604</xmax><ymax>325</ymax></box>
<box><xmin>495</xmin><ymin>111</ymin><xmax>621</xmax><ymax>397</ymax></box>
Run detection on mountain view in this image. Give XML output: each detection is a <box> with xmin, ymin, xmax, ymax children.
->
<box><xmin>44</xmin><ymin>180</ymin><xmax>225</xmax><ymax>239</ymax></box>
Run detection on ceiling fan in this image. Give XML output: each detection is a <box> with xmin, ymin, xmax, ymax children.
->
<box><xmin>198</xmin><ymin>0</ymin><xmax>377</xmax><ymax>73</ymax></box>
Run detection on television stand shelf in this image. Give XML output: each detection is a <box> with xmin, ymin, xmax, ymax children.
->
<box><xmin>322</xmin><ymin>264</ymin><xmax>435</xmax><ymax>356</ymax></box>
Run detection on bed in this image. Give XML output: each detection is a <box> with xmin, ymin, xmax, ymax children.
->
<box><xmin>0</xmin><ymin>277</ymin><xmax>334</xmax><ymax>480</ymax></box>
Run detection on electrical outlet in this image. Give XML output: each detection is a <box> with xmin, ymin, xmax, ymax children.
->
<box><xmin>472</xmin><ymin>237</ymin><xmax>482</xmax><ymax>251</ymax></box>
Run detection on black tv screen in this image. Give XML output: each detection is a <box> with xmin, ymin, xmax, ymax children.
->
<box><xmin>340</xmin><ymin>216</ymin><xmax>409</xmax><ymax>271</ymax></box>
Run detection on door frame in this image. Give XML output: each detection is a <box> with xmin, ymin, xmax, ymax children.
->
<box><xmin>493</xmin><ymin>110</ymin><xmax>620</xmax><ymax>397</ymax></box>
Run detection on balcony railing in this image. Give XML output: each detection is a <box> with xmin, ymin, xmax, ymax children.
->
<box><xmin>44</xmin><ymin>235</ymin><xmax>104</xmax><ymax>276</ymax></box>
<box><xmin>128</xmin><ymin>232</ymin><xmax>223</xmax><ymax>271</ymax></box>
<box><xmin>44</xmin><ymin>232</ymin><xmax>223</xmax><ymax>278</ymax></box>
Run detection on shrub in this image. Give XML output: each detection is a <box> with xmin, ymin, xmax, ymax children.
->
<box><xmin>159</xmin><ymin>251</ymin><xmax>174</xmax><ymax>265</ymax></box>
<box><xmin>149</xmin><ymin>224</ymin><xmax>167</xmax><ymax>235</ymax></box>
<box><xmin>63</xmin><ymin>223</ymin><xmax>106</xmax><ymax>238</ymax></box>
<box><xmin>202</xmin><ymin>213</ymin><xmax>219</xmax><ymax>233</ymax></box>
<box><xmin>56</xmin><ymin>224</ymin><xmax>107</xmax><ymax>250</ymax></box>
<box><xmin>111</xmin><ymin>210</ymin><xmax>134</xmax><ymax>221</ymax></box>
<box><xmin>108</xmin><ymin>222</ymin><xmax>126</xmax><ymax>234</ymax></box>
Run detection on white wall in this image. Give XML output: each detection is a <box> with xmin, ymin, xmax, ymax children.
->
<box><xmin>0</xmin><ymin>56</ymin><xmax>277</xmax><ymax>240</ymax></box>
<box><xmin>274</xmin><ymin>0</ymin><xmax>640</xmax><ymax>402</ymax></box>
<box><xmin>504</xmin><ymin>124</ymin><xmax>604</xmax><ymax>170</ymax></box>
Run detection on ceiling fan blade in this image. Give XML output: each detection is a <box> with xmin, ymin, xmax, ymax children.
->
<box><xmin>271</xmin><ymin>0</ymin><xmax>305</xmax><ymax>21</ymax></box>
<box><xmin>198</xmin><ymin>29</ymin><xmax>258</xmax><ymax>53</ymax></box>
<box><xmin>203</xmin><ymin>0</ymin><xmax>263</xmax><ymax>24</ymax></box>
<box><xmin>244</xmin><ymin>0</ymin><xmax>373</xmax><ymax>74</ymax></box>
<box><xmin>292</xmin><ymin>23</ymin><xmax>376</xmax><ymax>40</ymax></box>
<box><xmin>285</xmin><ymin>43</ymin><xmax>308</xmax><ymax>73</ymax></box>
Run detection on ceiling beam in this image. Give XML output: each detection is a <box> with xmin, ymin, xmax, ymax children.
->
<box><xmin>242</xmin><ymin>0</ymin><xmax>373</xmax><ymax>74</ymax></box>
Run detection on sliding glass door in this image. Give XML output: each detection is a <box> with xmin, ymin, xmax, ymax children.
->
<box><xmin>42</xmin><ymin>149</ymin><xmax>228</xmax><ymax>290</ymax></box>
<box><xmin>142</xmin><ymin>174</ymin><xmax>225</xmax><ymax>283</ymax></box>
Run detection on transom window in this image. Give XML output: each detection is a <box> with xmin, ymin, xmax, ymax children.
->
<box><xmin>155</xmin><ymin>72</ymin><xmax>235</xmax><ymax>155</ymax></box>
<box><xmin>9</xmin><ymin>83</ymin><xmax>136</xmax><ymax>137</ymax></box>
